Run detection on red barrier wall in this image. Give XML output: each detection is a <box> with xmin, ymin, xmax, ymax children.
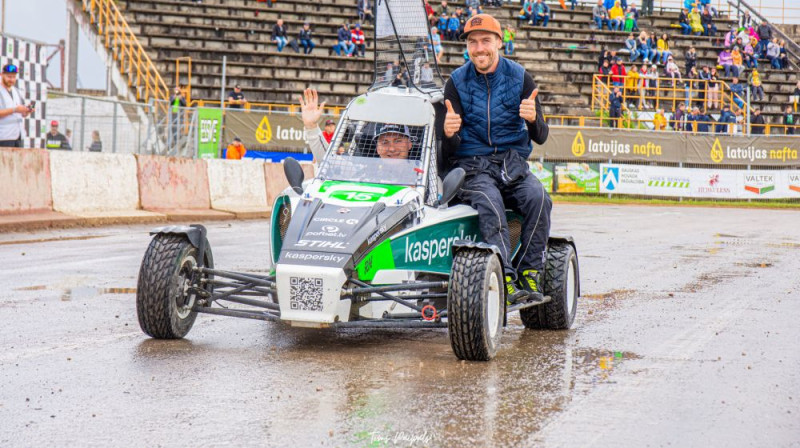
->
<box><xmin>0</xmin><ymin>148</ymin><xmax>53</xmax><ymax>214</ymax></box>
<box><xmin>137</xmin><ymin>155</ymin><xmax>211</xmax><ymax>210</ymax></box>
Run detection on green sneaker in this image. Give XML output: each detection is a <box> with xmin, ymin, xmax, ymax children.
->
<box><xmin>505</xmin><ymin>275</ymin><xmax>529</xmax><ymax>305</ymax></box>
<box><xmin>520</xmin><ymin>269</ymin><xmax>545</xmax><ymax>303</ymax></box>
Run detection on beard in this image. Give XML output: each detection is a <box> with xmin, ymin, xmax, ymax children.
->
<box><xmin>470</xmin><ymin>51</ymin><xmax>497</xmax><ymax>73</ymax></box>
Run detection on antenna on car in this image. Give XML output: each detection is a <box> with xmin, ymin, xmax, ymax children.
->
<box><xmin>369</xmin><ymin>0</ymin><xmax>445</xmax><ymax>98</ymax></box>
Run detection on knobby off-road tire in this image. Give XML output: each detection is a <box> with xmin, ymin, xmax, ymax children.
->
<box><xmin>448</xmin><ymin>249</ymin><xmax>505</xmax><ymax>361</ymax></box>
<box><xmin>520</xmin><ymin>242</ymin><xmax>579</xmax><ymax>330</ymax></box>
<box><xmin>137</xmin><ymin>235</ymin><xmax>203</xmax><ymax>339</ymax></box>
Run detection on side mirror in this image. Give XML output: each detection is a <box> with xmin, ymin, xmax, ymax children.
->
<box><xmin>283</xmin><ymin>157</ymin><xmax>304</xmax><ymax>195</ymax></box>
<box><xmin>438</xmin><ymin>167</ymin><xmax>465</xmax><ymax>207</ymax></box>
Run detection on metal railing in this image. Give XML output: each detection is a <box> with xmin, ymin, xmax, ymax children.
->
<box><xmin>188</xmin><ymin>99</ymin><xmax>347</xmax><ymax>116</ymax></box>
<box><xmin>80</xmin><ymin>0</ymin><xmax>169</xmax><ymax>105</ymax></box>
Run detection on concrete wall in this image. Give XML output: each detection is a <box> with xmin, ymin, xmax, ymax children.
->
<box><xmin>206</xmin><ymin>159</ymin><xmax>268</xmax><ymax>212</ymax></box>
<box><xmin>137</xmin><ymin>155</ymin><xmax>211</xmax><ymax>210</ymax></box>
<box><xmin>0</xmin><ymin>148</ymin><xmax>53</xmax><ymax>214</ymax></box>
<box><xmin>49</xmin><ymin>151</ymin><xmax>140</xmax><ymax>214</ymax></box>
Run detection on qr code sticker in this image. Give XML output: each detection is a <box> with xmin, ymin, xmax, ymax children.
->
<box><xmin>289</xmin><ymin>277</ymin><xmax>324</xmax><ymax>311</ymax></box>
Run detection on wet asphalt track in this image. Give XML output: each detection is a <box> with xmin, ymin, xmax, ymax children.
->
<box><xmin>1</xmin><ymin>204</ymin><xmax>799</xmax><ymax>447</ymax></box>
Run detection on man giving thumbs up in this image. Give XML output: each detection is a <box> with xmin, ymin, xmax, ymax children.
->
<box><xmin>438</xmin><ymin>13</ymin><xmax>551</xmax><ymax>305</ymax></box>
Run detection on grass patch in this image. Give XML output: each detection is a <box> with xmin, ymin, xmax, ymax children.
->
<box><xmin>551</xmin><ymin>194</ymin><xmax>800</xmax><ymax>209</ymax></box>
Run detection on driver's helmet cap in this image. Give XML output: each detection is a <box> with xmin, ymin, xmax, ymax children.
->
<box><xmin>374</xmin><ymin>123</ymin><xmax>415</xmax><ymax>142</ymax></box>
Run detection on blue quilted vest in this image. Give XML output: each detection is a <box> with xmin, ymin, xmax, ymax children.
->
<box><xmin>449</xmin><ymin>57</ymin><xmax>531</xmax><ymax>158</ymax></box>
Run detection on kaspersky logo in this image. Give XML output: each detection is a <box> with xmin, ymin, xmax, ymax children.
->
<box><xmin>256</xmin><ymin>116</ymin><xmax>272</xmax><ymax>144</ymax></box>
<box><xmin>404</xmin><ymin>230</ymin><xmax>477</xmax><ymax>266</ymax></box>
<box><xmin>710</xmin><ymin>138</ymin><xmax>724</xmax><ymax>163</ymax></box>
<box><xmin>572</xmin><ymin>131</ymin><xmax>586</xmax><ymax>157</ymax></box>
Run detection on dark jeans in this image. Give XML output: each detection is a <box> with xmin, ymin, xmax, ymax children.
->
<box><xmin>454</xmin><ymin>150</ymin><xmax>552</xmax><ymax>278</ymax></box>
<box><xmin>0</xmin><ymin>138</ymin><xmax>22</xmax><ymax>147</ymax></box>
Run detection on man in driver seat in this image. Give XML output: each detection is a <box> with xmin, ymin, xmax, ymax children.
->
<box><xmin>373</xmin><ymin>123</ymin><xmax>413</xmax><ymax>159</ymax></box>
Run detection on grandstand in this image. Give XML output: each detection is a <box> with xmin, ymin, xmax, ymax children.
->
<box><xmin>73</xmin><ymin>0</ymin><xmax>799</xmax><ymax>129</ymax></box>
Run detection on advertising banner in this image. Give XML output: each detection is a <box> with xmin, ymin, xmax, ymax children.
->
<box><xmin>224</xmin><ymin>110</ymin><xmax>335</xmax><ymax>152</ymax></box>
<box><xmin>197</xmin><ymin>108</ymin><xmax>222</xmax><ymax>159</ymax></box>
<box><xmin>554</xmin><ymin>163</ymin><xmax>600</xmax><ymax>193</ymax></box>
<box><xmin>529</xmin><ymin>161</ymin><xmax>554</xmax><ymax>192</ymax></box>
<box><xmin>600</xmin><ymin>163</ymin><xmax>800</xmax><ymax>199</ymax></box>
<box><xmin>535</xmin><ymin>128</ymin><xmax>683</xmax><ymax>163</ymax></box>
<box><xmin>535</xmin><ymin>127</ymin><xmax>800</xmax><ymax>167</ymax></box>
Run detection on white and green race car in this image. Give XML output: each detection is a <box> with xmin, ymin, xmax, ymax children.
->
<box><xmin>136</xmin><ymin>86</ymin><xmax>580</xmax><ymax>361</ymax></box>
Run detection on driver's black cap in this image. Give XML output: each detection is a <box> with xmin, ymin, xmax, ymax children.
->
<box><xmin>374</xmin><ymin>123</ymin><xmax>412</xmax><ymax>140</ymax></box>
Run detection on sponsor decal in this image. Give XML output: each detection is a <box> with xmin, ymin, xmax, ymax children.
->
<box><xmin>304</xmin><ymin>231</ymin><xmax>347</xmax><ymax>238</ymax></box>
<box><xmin>313</xmin><ymin>217</ymin><xmax>346</xmax><ymax>223</ymax></box>
<box><xmin>647</xmin><ymin>177</ymin><xmax>689</xmax><ymax>188</ymax></box>
<box><xmin>367</xmin><ymin>225</ymin><xmax>387</xmax><ymax>245</ymax></box>
<box><xmin>256</xmin><ymin>116</ymin><xmax>272</xmax><ymax>144</ymax></box>
<box><xmin>743</xmin><ymin>174</ymin><xmax>775</xmax><ymax>195</ymax></box>
<box><xmin>346</xmin><ymin>218</ymin><xmax>359</xmax><ymax>225</ymax></box>
<box><xmin>555</xmin><ymin>163</ymin><xmax>600</xmax><ymax>193</ymax></box>
<box><xmin>601</xmin><ymin>166</ymin><xmax>619</xmax><ymax>191</ymax></box>
<box><xmin>319</xmin><ymin>181</ymin><xmax>407</xmax><ymax>203</ymax></box>
<box><xmin>284</xmin><ymin>252</ymin><xmax>345</xmax><ymax>264</ymax></box>
<box><xmin>710</xmin><ymin>139</ymin><xmax>724</xmax><ymax>163</ymax></box>
<box><xmin>404</xmin><ymin>229</ymin><xmax>477</xmax><ymax>266</ymax></box>
<box><xmin>295</xmin><ymin>240</ymin><xmax>348</xmax><ymax>249</ymax></box>
<box><xmin>571</xmin><ymin>131</ymin><xmax>585</xmax><ymax>157</ymax></box>
<box><xmin>255</xmin><ymin>115</ymin><xmax>304</xmax><ymax>144</ymax></box>
<box><xmin>573</xmin><ymin>134</ymin><xmax>663</xmax><ymax>159</ymax></box>
<box><xmin>321</xmin><ymin>225</ymin><xmax>340</xmax><ymax>233</ymax></box>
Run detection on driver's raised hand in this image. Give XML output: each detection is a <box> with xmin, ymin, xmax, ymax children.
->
<box><xmin>299</xmin><ymin>88</ymin><xmax>326</xmax><ymax>130</ymax></box>
<box><xmin>444</xmin><ymin>99</ymin><xmax>462</xmax><ymax>138</ymax></box>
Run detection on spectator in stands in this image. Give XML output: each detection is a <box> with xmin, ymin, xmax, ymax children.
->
<box><xmin>438</xmin><ymin>12</ymin><xmax>449</xmax><ymax>35</ymax></box>
<box><xmin>87</xmin><ymin>130</ymin><xmax>102</xmax><ymax>152</ymax></box>
<box><xmin>598</xmin><ymin>59</ymin><xmax>612</xmax><ymax>84</ymax></box>
<box><xmin>424</xmin><ymin>0</ymin><xmax>436</xmax><ymax>26</ymax></box>
<box><xmin>609</xmin><ymin>87</ymin><xmax>623</xmax><ymax>127</ymax></box>
<box><xmin>392</xmin><ymin>62</ymin><xmax>410</xmax><ymax>87</ymax></box>
<box><xmin>730</xmin><ymin>77</ymin><xmax>746</xmax><ymax>109</ymax></box>
<box><xmin>593</xmin><ymin>1</ymin><xmax>610</xmax><ymax>30</ymax></box>
<box><xmin>756</xmin><ymin>22</ymin><xmax>771</xmax><ymax>56</ymax></box>
<box><xmin>598</xmin><ymin>49</ymin><xmax>612</xmax><ymax>69</ymax></box>
<box><xmin>678</xmin><ymin>8</ymin><xmax>691</xmax><ymax>35</ymax></box>
<box><xmin>322</xmin><ymin>119</ymin><xmax>336</xmax><ymax>144</ymax></box>
<box><xmin>611</xmin><ymin>57</ymin><xmax>627</xmax><ymax>87</ymax></box>
<box><xmin>684</xmin><ymin>46</ymin><xmax>697</xmax><ymax>75</ymax></box>
<box><xmin>170</xmin><ymin>86</ymin><xmax>186</xmax><ymax>112</ymax></box>
<box><xmin>740</xmin><ymin>11</ymin><xmax>752</xmax><ymax>29</ymax></box>
<box><xmin>672</xmin><ymin>102</ymin><xmax>686</xmax><ymax>130</ymax></box>
<box><xmin>520</xmin><ymin>0</ymin><xmax>534</xmax><ymax>24</ymax></box>
<box><xmin>790</xmin><ymin>81</ymin><xmax>800</xmax><ymax>111</ymax></box>
<box><xmin>701</xmin><ymin>8</ymin><xmax>716</xmax><ymax>36</ymax></box>
<box><xmin>227</xmin><ymin>85</ymin><xmax>247</xmax><ymax>109</ymax></box>
<box><xmin>334</xmin><ymin>23</ymin><xmax>355</xmax><ymax>57</ymax></box>
<box><xmin>717</xmin><ymin>47</ymin><xmax>736</xmax><ymax>78</ymax></box>
<box><xmin>532</xmin><ymin>0</ymin><xmax>550</xmax><ymax>27</ymax></box>
<box><xmin>271</xmin><ymin>19</ymin><xmax>288</xmax><ymax>52</ymax></box>
<box><xmin>749</xmin><ymin>69</ymin><xmax>764</xmax><ymax>102</ymax></box>
<box><xmin>625</xmin><ymin>64</ymin><xmax>641</xmax><ymax>106</ymax></box>
<box><xmin>707</xmin><ymin>67</ymin><xmax>720</xmax><ymax>109</ymax></box>
<box><xmin>688</xmin><ymin>7</ymin><xmax>703</xmax><ymax>36</ymax></box>
<box><xmin>627</xmin><ymin>2</ymin><xmax>640</xmax><ymax>31</ymax></box>
<box><xmin>225</xmin><ymin>137</ymin><xmax>247</xmax><ymax>159</ymax></box>
<box><xmin>656</xmin><ymin>34</ymin><xmax>672</xmax><ymax>65</ymax></box>
<box><xmin>724</xmin><ymin>26</ymin><xmax>737</xmax><ymax>48</ymax></box>
<box><xmin>637</xmin><ymin>31</ymin><xmax>652</xmax><ymax>64</ymax></box>
<box><xmin>299</xmin><ymin>22</ymin><xmax>315</xmax><ymax>55</ymax></box>
<box><xmin>438</xmin><ymin>0</ymin><xmax>449</xmax><ymax>17</ymax></box>
<box><xmin>687</xmin><ymin>106</ymin><xmax>711</xmax><ymax>133</ymax></box>
<box><xmin>766</xmin><ymin>38</ymin><xmax>781</xmax><ymax>69</ymax></box>
<box><xmin>45</xmin><ymin>121</ymin><xmax>70</xmax><ymax>150</ymax></box>
<box><xmin>645</xmin><ymin>64</ymin><xmax>658</xmax><ymax>107</ymax></box>
<box><xmin>731</xmin><ymin>47</ymin><xmax>744</xmax><ymax>75</ymax></box>
<box><xmin>358</xmin><ymin>0</ymin><xmax>374</xmax><ymax>23</ymax></box>
<box><xmin>351</xmin><ymin>23</ymin><xmax>367</xmax><ymax>58</ymax></box>
<box><xmin>421</xmin><ymin>62</ymin><xmax>434</xmax><ymax>86</ymax></box>
<box><xmin>665</xmin><ymin>56</ymin><xmax>682</xmax><ymax>87</ymax></box>
<box><xmin>625</xmin><ymin>33</ymin><xmax>639</xmax><ymax>62</ymax></box>
<box><xmin>609</xmin><ymin>1</ymin><xmax>624</xmax><ymax>31</ymax></box>
<box><xmin>783</xmin><ymin>104</ymin><xmax>796</xmax><ymax>135</ymax></box>
<box><xmin>779</xmin><ymin>40</ymin><xmax>789</xmax><ymax>69</ymax></box>
<box><xmin>715</xmin><ymin>104</ymin><xmax>736</xmax><ymax>134</ymax></box>
<box><xmin>604</xmin><ymin>0</ymin><xmax>615</xmax><ymax>9</ymax></box>
<box><xmin>749</xmin><ymin>107</ymin><xmax>765</xmax><ymax>134</ymax></box>
<box><xmin>448</xmin><ymin>12</ymin><xmax>461</xmax><ymax>40</ymax></box>
<box><xmin>431</xmin><ymin>27</ymin><xmax>444</xmax><ymax>62</ymax></box>
<box><xmin>743</xmin><ymin>41</ymin><xmax>758</xmax><ymax>68</ymax></box>
<box><xmin>653</xmin><ymin>108</ymin><xmax>667</xmax><ymax>130</ymax></box>
<box><xmin>503</xmin><ymin>24</ymin><xmax>516</xmax><ymax>56</ymax></box>
<box><xmin>686</xmin><ymin>66</ymin><xmax>699</xmax><ymax>108</ymax></box>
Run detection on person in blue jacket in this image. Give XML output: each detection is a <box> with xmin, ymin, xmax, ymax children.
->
<box><xmin>447</xmin><ymin>12</ymin><xmax>461</xmax><ymax>40</ymax></box>
<box><xmin>439</xmin><ymin>14</ymin><xmax>551</xmax><ymax>304</ymax></box>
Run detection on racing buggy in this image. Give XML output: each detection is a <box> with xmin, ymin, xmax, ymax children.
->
<box><xmin>135</xmin><ymin>0</ymin><xmax>580</xmax><ymax>361</ymax></box>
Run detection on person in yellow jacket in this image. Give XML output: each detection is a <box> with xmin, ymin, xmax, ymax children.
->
<box><xmin>749</xmin><ymin>69</ymin><xmax>764</xmax><ymax>101</ymax></box>
<box><xmin>609</xmin><ymin>1</ymin><xmax>624</xmax><ymax>31</ymax></box>
<box><xmin>656</xmin><ymin>34</ymin><xmax>673</xmax><ymax>64</ymax></box>
<box><xmin>625</xmin><ymin>65</ymin><xmax>641</xmax><ymax>107</ymax></box>
<box><xmin>653</xmin><ymin>108</ymin><xmax>667</xmax><ymax>130</ymax></box>
<box><xmin>688</xmin><ymin>8</ymin><xmax>703</xmax><ymax>35</ymax></box>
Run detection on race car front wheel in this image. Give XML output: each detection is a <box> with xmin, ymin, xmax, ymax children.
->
<box><xmin>520</xmin><ymin>241</ymin><xmax>579</xmax><ymax>330</ymax></box>
<box><xmin>136</xmin><ymin>235</ymin><xmax>202</xmax><ymax>339</ymax></box>
<box><xmin>448</xmin><ymin>249</ymin><xmax>504</xmax><ymax>361</ymax></box>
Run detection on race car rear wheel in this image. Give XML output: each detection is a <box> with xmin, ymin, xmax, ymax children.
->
<box><xmin>520</xmin><ymin>242</ymin><xmax>579</xmax><ymax>330</ymax></box>
<box><xmin>448</xmin><ymin>249</ymin><xmax>504</xmax><ymax>361</ymax></box>
<box><xmin>136</xmin><ymin>235</ymin><xmax>203</xmax><ymax>339</ymax></box>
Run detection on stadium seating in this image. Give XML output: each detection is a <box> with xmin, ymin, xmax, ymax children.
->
<box><xmin>115</xmin><ymin>0</ymin><xmax>798</xmax><ymax>125</ymax></box>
